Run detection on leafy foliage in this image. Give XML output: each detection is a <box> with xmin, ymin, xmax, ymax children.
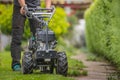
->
<box><xmin>49</xmin><ymin>7</ymin><xmax>69</xmax><ymax>37</ymax></box>
<box><xmin>67</xmin><ymin>15</ymin><xmax>78</xmax><ymax>28</ymax></box>
<box><xmin>0</xmin><ymin>4</ymin><xmax>69</xmax><ymax>39</ymax></box>
<box><xmin>85</xmin><ymin>0</ymin><xmax>120</xmax><ymax>68</ymax></box>
<box><xmin>0</xmin><ymin>4</ymin><xmax>12</xmax><ymax>34</ymax></box>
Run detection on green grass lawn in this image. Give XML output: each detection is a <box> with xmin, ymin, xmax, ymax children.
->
<box><xmin>0</xmin><ymin>38</ymin><xmax>86</xmax><ymax>80</ymax></box>
<box><xmin>0</xmin><ymin>51</ymin><xmax>73</xmax><ymax>80</ymax></box>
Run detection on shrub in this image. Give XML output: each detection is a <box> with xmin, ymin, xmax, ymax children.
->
<box><xmin>0</xmin><ymin>4</ymin><xmax>12</xmax><ymax>34</ymax></box>
<box><xmin>85</xmin><ymin>0</ymin><xmax>120</xmax><ymax>68</ymax></box>
<box><xmin>0</xmin><ymin>4</ymin><xmax>69</xmax><ymax>39</ymax></box>
<box><xmin>49</xmin><ymin>7</ymin><xmax>69</xmax><ymax>37</ymax></box>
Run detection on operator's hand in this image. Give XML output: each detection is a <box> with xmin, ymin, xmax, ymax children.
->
<box><xmin>20</xmin><ymin>5</ymin><xmax>27</xmax><ymax>15</ymax></box>
<box><xmin>20</xmin><ymin>6</ymin><xmax>25</xmax><ymax>15</ymax></box>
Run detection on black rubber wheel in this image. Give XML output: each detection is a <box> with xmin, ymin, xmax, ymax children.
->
<box><xmin>56</xmin><ymin>52</ymin><xmax>68</xmax><ymax>76</ymax></box>
<box><xmin>21</xmin><ymin>52</ymin><xmax>33</xmax><ymax>74</ymax></box>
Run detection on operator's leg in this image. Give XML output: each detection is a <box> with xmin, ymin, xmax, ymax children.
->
<box><xmin>11</xmin><ymin>5</ymin><xmax>26</xmax><ymax>70</ymax></box>
<box><xmin>29</xmin><ymin>18</ymin><xmax>41</xmax><ymax>36</ymax></box>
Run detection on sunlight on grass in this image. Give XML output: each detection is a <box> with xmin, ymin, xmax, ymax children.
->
<box><xmin>0</xmin><ymin>38</ymin><xmax>87</xmax><ymax>79</ymax></box>
<box><xmin>0</xmin><ymin>51</ymin><xmax>73</xmax><ymax>80</ymax></box>
<box><xmin>56</xmin><ymin>38</ymin><xmax>87</xmax><ymax>76</ymax></box>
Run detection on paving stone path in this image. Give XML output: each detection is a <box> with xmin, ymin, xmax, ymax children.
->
<box><xmin>71</xmin><ymin>53</ymin><xmax>119</xmax><ymax>80</ymax></box>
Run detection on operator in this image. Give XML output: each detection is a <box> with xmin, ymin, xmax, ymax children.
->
<box><xmin>11</xmin><ymin>0</ymin><xmax>51</xmax><ymax>71</ymax></box>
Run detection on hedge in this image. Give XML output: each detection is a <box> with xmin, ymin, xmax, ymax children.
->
<box><xmin>85</xmin><ymin>0</ymin><xmax>120</xmax><ymax>68</ymax></box>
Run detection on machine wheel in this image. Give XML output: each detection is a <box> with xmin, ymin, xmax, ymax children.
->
<box><xmin>56</xmin><ymin>52</ymin><xmax>68</xmax><ymax>76</ymax></box>
<box><xmin>22</xmin><ymin>52</ymin><xmax>33</xmax><ymax>74</ymax></box>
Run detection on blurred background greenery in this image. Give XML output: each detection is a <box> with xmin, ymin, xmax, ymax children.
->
<box><xmin>1</xmin><ymin>0</ymin><xmax>120</xmax><ymax>79</ymax></box>
<box><xmin>0</xmin><ymin>0</ymin><xmax>92</xmax><ymax>51</ymax></box>
<box><xmin>85</xmin><ymin>0</ymin><xmax>120</xmax><ymax>69</ymax></box>
<box><xmin>0</xmin><ymin>0</ymin><xmax>92</xmax><ymax>80</ymax></box>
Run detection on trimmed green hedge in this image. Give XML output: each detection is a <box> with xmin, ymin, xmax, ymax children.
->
<box><xmin>85</xmin><ymin>0</ymin><xmax>120</xmax><ymax>68</ymax></box>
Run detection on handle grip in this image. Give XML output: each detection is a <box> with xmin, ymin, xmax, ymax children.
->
<box><xmin>24</xmin><ymin>6</ymin><xmax>55</xmax><ymax>23</ymax></box>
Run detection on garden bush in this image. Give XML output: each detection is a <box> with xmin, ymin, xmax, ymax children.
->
<box><xmin>85</xmin><ymin>0</ymin><xmax>120</xmax><ymax>68</ymax></box>
<box><xmin>0</xmin><ymin>4</ymin><xmax>69</xmax><ymax>39</ymax></box>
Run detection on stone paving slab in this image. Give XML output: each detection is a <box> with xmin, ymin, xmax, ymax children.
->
<box><xmin>71</xmin><ymin>53</ymin><xmax>118</xmax><ymax>80</ymax></box>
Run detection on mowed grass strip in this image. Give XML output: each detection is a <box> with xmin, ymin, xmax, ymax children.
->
<box><xmin>0</xmin><ymin>38</ymin><xmax>86</xmax><ymax>79</ymax></box>
<box><xmin>0</xmin><ymin>51</ymin><xmax>73</xmax><ymax>80</ymax></box>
